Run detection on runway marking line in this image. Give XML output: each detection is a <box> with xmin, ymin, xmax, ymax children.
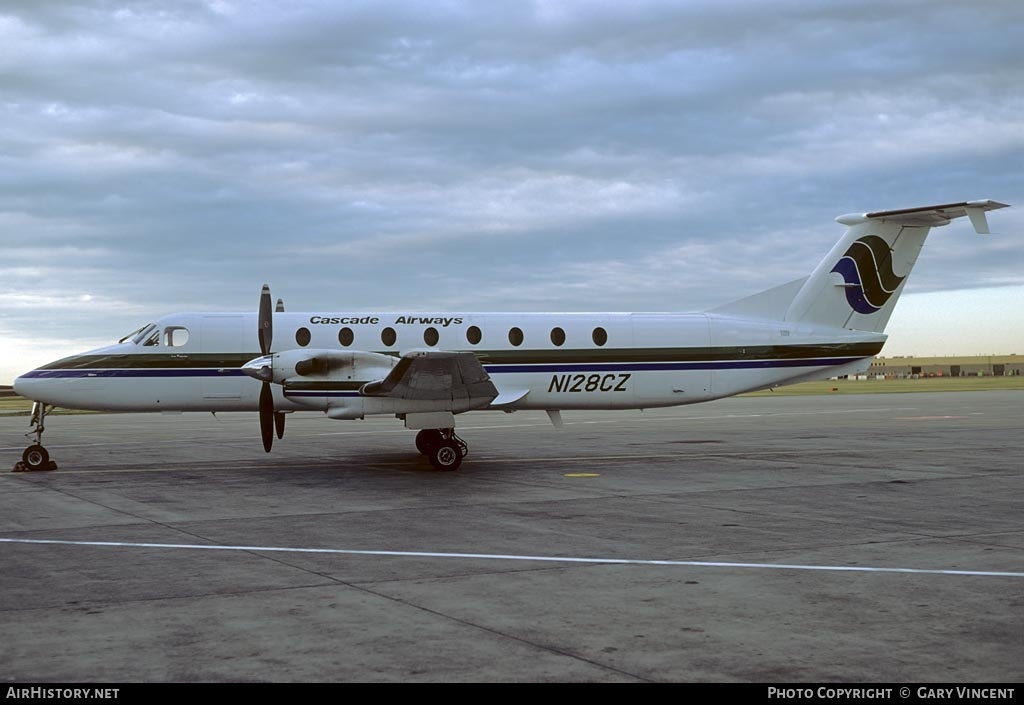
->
<box><xmin>564</xmin><ymin>473</ymin><xmax>601</xmax><ymax>478</ymax></box>
<box><xmin>2</xmin><ymin>538</ymin><xmax>1022</xmax><ymax>579</ymax></box>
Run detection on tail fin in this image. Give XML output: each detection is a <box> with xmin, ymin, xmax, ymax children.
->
<box><xmin>778</xmin><ymin>200</ymin><xmax>1007</xmax><ymax>332</ymax></box>
<box><xmin>711</xmin><ymin>200</ymin><xmax>1008</xmax><ymax>329</ymax></box>
<box><xmin>712</xmin><ymin>199</ymin><xmax>1007</xmax><ymax>329</ymax></box>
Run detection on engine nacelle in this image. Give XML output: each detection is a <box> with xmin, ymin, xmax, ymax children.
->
<box><xmin>242</xmin><ymin>349</ymin><xmax>398</xmax><ymax>386</ymax></box>
<box><xmin>278</xmin><ymin>349</ymin><xmax>398</xmax><ymax>384</ymax></box>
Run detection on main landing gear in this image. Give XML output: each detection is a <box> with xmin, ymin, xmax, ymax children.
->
<box><xmin>415</xmin><ymin>428</ymin><xmax>468</xmax><ymax>471</ymax></box>
<box><xmin>13</xmin><ymin>403</ymin><xmax>58</xmax><ymax>472</ymax></box>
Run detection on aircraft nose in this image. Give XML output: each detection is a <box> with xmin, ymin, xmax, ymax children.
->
<box><xmin>12</xmin><ymin>373</ymin><xmax>30</xmax><ymax>398</ymax></box>
<box><xmin>12</xmin><ymin>370</ymin><xmax>44</xmax><ymax>401</ymax></box>
<box><xmin>12</xmin><ymin>369</ymin><xmax>61</xmax><ymax>405</ymax></box>
<box><xmin>12</xmin><ymin>370</ymin><xmax>72</xmax><ymax>408</ymax></box>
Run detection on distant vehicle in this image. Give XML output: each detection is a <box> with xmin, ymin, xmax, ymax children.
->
<box><xmin>14</xmin><ymin>200</ymin><xmax>1007</xmax><ymax>471</ymax></box>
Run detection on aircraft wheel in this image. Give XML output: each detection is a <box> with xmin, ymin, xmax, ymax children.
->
<box><xmin>415</xmin><ymin>429</ymin><xmax>443</xmax><ymax>456</ymax></box>
<box><xmin>23</xmin><ymin>445</ymin><xmax>50</xmax><ymax>470</ymax></box>
<box><xmin>429</xmin><ymin>440</ymin><xmax>462</xmax><ymax>471</ymax></box>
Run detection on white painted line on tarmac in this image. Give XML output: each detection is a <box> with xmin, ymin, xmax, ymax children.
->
<box><xmin>2</xmin><ymin>537</ymin><xmax>1022</xmax><ymax>578</ymax></box>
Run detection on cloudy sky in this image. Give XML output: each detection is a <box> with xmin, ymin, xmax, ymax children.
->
<box><xmin>2</xmin><ymin>0</ymin><xmax>1023</xmax><ymax>383</ymax></box>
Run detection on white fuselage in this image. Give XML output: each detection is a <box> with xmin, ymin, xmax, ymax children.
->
<box><xmin>9</xmin><ymin>200</ymin><xmax>1005</xmax><ymax>472</ymax></box>
<box><xmin>14</xmin><ymin>310</ymin><xmax>884</xmax><ymax>417</ymax></box>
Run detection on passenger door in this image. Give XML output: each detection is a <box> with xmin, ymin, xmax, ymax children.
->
<box><xmin>200</xmin><ymin>315</ymin><xmax>245</xmax><ymax>399</ymax></box>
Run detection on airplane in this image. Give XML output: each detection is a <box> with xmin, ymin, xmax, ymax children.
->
<box><xmin>12</xmin><ymin>199</ymin><xmax>1008</xmax><ymax>472</ymax></box>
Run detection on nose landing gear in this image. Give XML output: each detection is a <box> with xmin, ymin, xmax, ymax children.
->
<box><xmin>13</xmin><ymin>403</ymin><xmax>58</xmax><ymax>472</ymax></box>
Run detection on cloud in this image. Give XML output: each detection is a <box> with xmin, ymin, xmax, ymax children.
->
<box><xmin>1</xmin><ymin>0</ymin><xmax>1022</xmax><ymax>381</ymax></box>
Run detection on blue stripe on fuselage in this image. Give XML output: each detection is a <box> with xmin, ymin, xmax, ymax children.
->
<box><xmin>19</xmin><ymin>368</ymin><xmax>246</xmax><ymax>379</ymax></box>
<box><xmin>20</xmin><ymin>356</ymin><xmax>863</xmax><ymax>380</ymax></box>
<box><xmin>484</xmin><ymin>357</ymin><xmax>862</xmax><ymax>373</ymax></box>
<box><xmin>285</xmin><ymin>391</ymin><xmax>361</xmax><ymax>398</ymax></box>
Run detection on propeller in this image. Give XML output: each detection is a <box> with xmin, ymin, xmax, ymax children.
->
<box><xmin>273</xmin><ymin>298</ymin><xmax>285</xmax><ymax>438</ymax></box>
<box><xmin>258</xmin><ymin>284</ymin><xmax>275</xmax><ymax>453</ymax></box>
<box><xmin>241</xmin><ymin>285</ymin><xmax>288</xmax><ymax>451</ymax></box>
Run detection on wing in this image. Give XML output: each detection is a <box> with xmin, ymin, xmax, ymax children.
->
<box><xmin>361</xmin><ymin>351</ymin><xmax>498</xmax><ymax>411</ymax></box>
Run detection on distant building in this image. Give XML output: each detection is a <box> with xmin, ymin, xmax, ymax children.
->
<box><xmin>868</xmin><ymin>354</ymin><xmax>1022</xmax><ymax>378</ymax></box>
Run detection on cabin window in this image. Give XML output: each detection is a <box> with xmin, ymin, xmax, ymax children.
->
<box><xmin>592</xmin><ymin>327</ymin><xmax>607</xmax><ymax>346</ymax></box>
<box><xmin>381</xmin><ymin>327</ymin><xmax>397</xmax><ymax>347</ymax></box>
<box><xmin>550</xmin><ymin>327</ymin><xmax>566</xmax><ymax>347</ymax></box>
<box><xmin>295</xmin><ymin>327</ymin><xmax>311</xmax><ymax>347</ymax></box>
<box><xmin>508</xmin><ymin>327</ymin><xmax>524</xmax><ymax>347</ymax></box>
<box><xmin>338</xmin><ymin>327</ymin><xmax>354</xmax><ymax>347</ymax></box>
<box><xmin>423</xmin><ymin>327</ymin><xmax>439</xmax><ymax>346</ymax></box>
<box><xmin>163</xmin><ymin>326</ymin><xmax>189</xmax><ymax>347</ymax></box>
<box><xmin>466</xmin><ymin>325</ymin><xmax>482</xmax><ymax>345</ymax></box>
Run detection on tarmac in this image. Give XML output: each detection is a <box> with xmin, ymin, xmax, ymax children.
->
<box><xmin>1</xmin><ymin>390</ymin><xmax>1022</xmax><ymax>682</ymax></box>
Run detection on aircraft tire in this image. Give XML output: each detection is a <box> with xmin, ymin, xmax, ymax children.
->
<box><xmin>23</xmin><ymin>444</ymin><xmax>49</xmax><ymax>470</ymax></box>
<box><xmin>415</xmin><ymin>429</ymin><xmax>443</xmax><ymax>456</ymax></box>
<box><xmin>429</xmin><ymin>440</ymin><xmax>462</xmax><ymax>471</ymax></box>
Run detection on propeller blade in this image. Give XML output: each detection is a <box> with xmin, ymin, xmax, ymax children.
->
<box><xmin>258</xmin><ymin>284</ymin><xmax>273</xmax><ymax>356</ymax></box>
<box><xmin>276</xmin><ymin>298</ymin><xmax>285</xmax><ymax>313</ymax></box>
<box><xmin>256</xmin><ymin>285</ymin><xmax>278</xmax><ymax>452</ymax></box>
<box><xmin>259</xmin><ymin>382</ymin><xmax>274</xmax><ymax>453</ymax></box>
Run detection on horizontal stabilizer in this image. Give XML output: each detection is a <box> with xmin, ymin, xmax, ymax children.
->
<box><xmin>836</xmin><ymin>199</ymin><xmax>1007</xmax><ymax>233</ymax></box>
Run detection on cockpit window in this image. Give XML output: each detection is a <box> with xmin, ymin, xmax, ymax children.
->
<box><xmin>121</xmin><ymin>323</ymin><xmax>189</xmax><ymax>347</ymax></box>
<box><xmin>120</xmin><ymin>323</ymin><xmax>156</xmax><ymax>345</ymax></box>
<box><xmin>164</xmin><ymin>326</ymin><xmax>189</xmax><ymax>347</ymax></box>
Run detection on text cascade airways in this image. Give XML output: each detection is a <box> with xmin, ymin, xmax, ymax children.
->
<box><xmin>309</xmin><ymin>316</ymin><xmax>464</xmax><ymax>327</ymax></box>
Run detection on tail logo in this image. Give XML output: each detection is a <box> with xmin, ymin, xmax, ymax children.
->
<box><xmin>830</xmin><ymin>235</ymin><xmax>905</xmax><ymax>314</ymax></box>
